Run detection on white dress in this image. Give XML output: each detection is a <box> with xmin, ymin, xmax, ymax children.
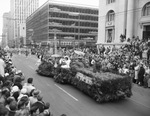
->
<box><xmin>0</xmin><ymin>59</ymin><xmax>5</xmax><ymax>77</ymax></box>
<box><xmin>134</xmin><ymin>65</ymin><xmax>139</xmax><ymax>80</ymax></box>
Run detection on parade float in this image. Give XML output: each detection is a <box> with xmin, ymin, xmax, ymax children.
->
<box><xmin>36</xmin><ymin>51</ymin><xmax>132</xmax><ymax>103</ymax></box>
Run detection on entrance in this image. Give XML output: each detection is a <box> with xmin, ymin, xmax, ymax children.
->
<box><xmin>143</xmin><ymin>25</ymin><xmax>150</xmax><ymax>41</ymax></box>
<box><xmin>105</xmin><ymin>28</ymin><xmax>115</xmax><ymax>43</ymax></box>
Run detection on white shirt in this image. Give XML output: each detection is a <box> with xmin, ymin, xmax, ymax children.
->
<box><xmin>0</xmin><ymin>58</ymin><xmax>5</xmax><ymax>77</ymax></box>
<box><xmin>142</xmin><ymin>50</ymin><xmax>147</xmax><ymax>58</ymax></box>
<box><xmin>61</xmin><ymin>59</ymin><xmax>71</xmax><ymax>68</ymax></box>
<box><xmin>23</xmin><ymin>83</ymin><xmax>35</xmax><ymax>94</ymax></box>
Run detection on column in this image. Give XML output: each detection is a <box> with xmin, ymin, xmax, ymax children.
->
<box><xmin>54</xmin><ymin>33</ymin><xmax>57</xmax><ymax>54</ymax></box>
<box><xmin>23</xmin><ymin>37</ymin><xmax>26</xmax><ymax>46</ymax></box>
<box><xmin>126</xmin><ymin>0</ymin><xmax>134</xmax><ymax>39</ymax></box>
<box><xmin>105</xmin><ymin>29</ymin><xmax>108</xmax><ymax>42</ymax></box>
<box><xmin>112</xmin><ymin>28</ymin><xmax>115</xmax><ymax>42</ymax></box>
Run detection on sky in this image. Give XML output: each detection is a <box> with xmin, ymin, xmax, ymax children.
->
<box><xmin>0</xmin><ymin>0</ymin><xmax>99</xmax><ymax>37</ymax></box>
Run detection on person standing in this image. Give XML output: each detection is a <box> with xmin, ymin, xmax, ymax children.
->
<box><xmin>0</xmin><ymin>54</ymin><xmax>6</xmax><ymax>78</ymax></box>
<box><xmin>134</xmin><ymin>62</ymin><xmax>139</xmax><ymax>84</ymax></box>
<box><xmin>138</xmin><ymin>63</ymin><xmax>145</xmax><ymax>86</ymax></box>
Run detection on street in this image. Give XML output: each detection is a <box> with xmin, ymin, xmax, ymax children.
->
<box><xmin>12</xmin><ymin>54</ymin><xmax>150</xmax><ymax>116</ymax></box>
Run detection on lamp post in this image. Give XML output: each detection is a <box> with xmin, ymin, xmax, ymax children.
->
<box><xmin>68</xmin><ymin>12</ymin><xmax>80</xmax><ymax>49</ymax></box>
<box><xmin>51</xmin><ymin>29</ymin><xmax>62</xmax><ymax>54</ymax></box>
<box><xmin>28</xmin><ymin>29</ymin><xmax>34</xmax><ymax>46</ymax></box>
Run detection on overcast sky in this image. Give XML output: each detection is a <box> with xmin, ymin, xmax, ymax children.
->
<box><xmin>0</xmin><ymin>0</ymin><xmax>99</xmax><ymax>37</ymax></box>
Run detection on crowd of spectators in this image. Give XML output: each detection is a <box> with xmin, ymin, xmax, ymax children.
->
<box><xmin>0</xmin><ymin>49</ymin><xmax>67</xmax><ymax>116</ymax></box>
<box><xmin>93</xmin><ymin>37</ymin><xmax>150</xmax><ymax>88</ymax></box>
<box><xmin>40</xmin><ymin>36</ymin><xmax>150</xmax><ymax>88</ymax></box>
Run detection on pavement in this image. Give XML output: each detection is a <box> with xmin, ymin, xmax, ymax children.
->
<box><xmin>12</xmin><ymin>54</ymin><xmax>150</xmax><ymax>116</ymax></box>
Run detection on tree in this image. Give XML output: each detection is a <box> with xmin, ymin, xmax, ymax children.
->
<box><xmin>79</xmin><ymin>42</ymin><xmax>85</xmax><ymax>48</ymax></box>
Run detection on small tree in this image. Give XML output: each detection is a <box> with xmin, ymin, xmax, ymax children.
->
<box><xmin>79</xmin><ymin>42</ymin><xmax>85</xmax><ymax>48</ymax></box>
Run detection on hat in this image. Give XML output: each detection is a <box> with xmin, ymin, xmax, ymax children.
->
<box><xmin>20</xmin><ymin>96</ymin><xmax>28</xmax><ymax>102</ymax></box>
<box><xmin>45</xmin><ymin>102</ymin><xmax>50</xmax><ymax>109</ymax></box>
<box><xmin>9</xmin><ymin>61</ymin><xmax>13</xmax><ymax>64</ymax></box>
<box><xmin>16</xmin><ymin>70</ymin><xmax>22</xmax><ymax>75</ymax></box>
<box><xmin>4</xmin><ymin>73</ymin><xmax>9</xmax><ymax>77</ymax></box>
<box><xmin>12</xmin><ymin>86</ymin><xmax>19</xmax><ymax>93</ymax></box>
<box><xmin>9</xmin><ymin>101</ymin><xmax>17</xmax><ymax>111</ymax></box>
<box><xmin>32</xmin><ymin>90</ymin><xmax>40</xmax><ymax>96</ymax></box>
<box><xmin>21</xmin><ymin>88</ymin><xmax>27</xmax><ymax>94</ymax></box>
<box><xmin>37</xmin><ymin>94</ymin><xmax>43</xmax><ymax>101</ymax></box>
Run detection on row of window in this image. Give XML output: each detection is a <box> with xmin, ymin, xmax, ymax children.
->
<box><xmin>49</xmin><ymin>5</ymin><xmax>98</xmax><ymax>15</ymax></box>
<box><xmin>143</xmin><ymin>2</ymin><xmax>150</xmax><ymax>16</ymax></box>
<box><xmin>106</xmin><ymin>0</ymin><xmax>115</xmax><ymax>4</ymax></box>
<box><xmin>49</xmin><ymin>12</ymin><xmax>98</xmax><ymax>21</ymax></box>
<box><xmin>106</xmin><ymin>3</ymin><xmax>150</xmax><ymax>22</ymax></box>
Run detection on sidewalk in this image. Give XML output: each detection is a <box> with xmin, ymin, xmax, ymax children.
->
<box><xmin>131</xmin><ymin>84</ymin><xmax>150</xmax><ymax>108</ymax></box>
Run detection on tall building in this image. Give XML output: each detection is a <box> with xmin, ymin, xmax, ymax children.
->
<box><xmin>26</xmin><ymin>0</ymin><xmax>98</xmax><ymax>48</ymax></box>
<box><xmin>2</xmin><ymin>12</ymin><xmax>11</xmax><ymax>48</ymax></box>
<box><xmin>10</xmin><ymin>0</ymin><xmax>39</xmax><ymax>47</ymax></box>
<box><xmin>97</xmin><ymin>0</ymin><xmax>150</xmax><ymax>47</ymax></box>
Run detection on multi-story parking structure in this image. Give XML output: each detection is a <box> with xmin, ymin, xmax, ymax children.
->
<box><xmin>26</xmin><ymin>0</ymin><xmax>98</xmax><ymax>47</ymax></box>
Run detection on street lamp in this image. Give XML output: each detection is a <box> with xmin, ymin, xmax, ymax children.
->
<box><xmin>68</xmin><ymin>12</ymin><xmax>80</xmax><ymax>49</ymax></box>
<box><xmin>51</xmin><ymin>28</ymin><xmax>62</xmax><ymax>54</ymax></box>
<box><xmin>28</xmin><ymin>29</ymin><xmax>34</xmax><ymax>45</ymax></box>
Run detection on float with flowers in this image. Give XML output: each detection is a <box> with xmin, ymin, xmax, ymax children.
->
<box><xmin>36</xmin><ymin>50</ymin><xmax>132</xmax><ymax>103</ymax></box>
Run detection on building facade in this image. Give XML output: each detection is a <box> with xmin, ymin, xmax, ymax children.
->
<box><xmin>97</xmin><ymin>0</ymin><xmax>150</xmax><ymax>46</ymax></box>
<box><xmin>26</xmin><ymin>0</ymin><xmax>98</xmax><ymax>47</ymax></box>
<box><xmin>10</xmin><ymin>0</ymin><xmax>39</xmax><ymax>47</ymax></box>
<box><xmin>2</xmin><ymin>12</ymin><xmax>11</xmax><ymax>48</ymax></box>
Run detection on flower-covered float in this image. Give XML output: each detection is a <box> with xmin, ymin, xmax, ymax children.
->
<box><xmin>36</xmin><ymin>51</ymin><xmax>132</xmax><ymax>103</ymax></box>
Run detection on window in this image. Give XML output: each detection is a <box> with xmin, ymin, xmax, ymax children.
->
<box><xmin>107</xmin><ymin>0</ymin><xmax>115</xmax><ymax>4</ymax></box>
<box><xmin>107</xmin><ymin>29</ymin><xmax>113</xmax><ymax>43</ymax></box>
<box><xmin>143</xmin><ymin>2</ymin><xmax>150</xmax><ymax>16</ymax></box>
<box><xmin>107</xmin><ymin>11</ymin><xmax>115</xmax><ymax>21</ymax></box>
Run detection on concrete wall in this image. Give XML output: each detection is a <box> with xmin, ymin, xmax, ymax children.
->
<box><xmin>98</xmin><ymin>0</ymin><xmax>127</xmax><ymax>44</ymax></box>
<box><xmin>98</xmin><ymin>0</ymin><xmax>150</xmax><ymax>46</ymax></box>
<box><xmin>135</xmin><ymin>0</ymin><xmax>150</xmax><ymax>39</ymax></box>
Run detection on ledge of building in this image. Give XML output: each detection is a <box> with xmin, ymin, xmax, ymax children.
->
<box><xmin>96</xmin><ymin>42</ymin><xmax>130</xmax><ymax>47</ymax></box>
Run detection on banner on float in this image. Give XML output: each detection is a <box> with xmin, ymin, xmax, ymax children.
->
<box><xmin>75</xmin><ymin>72</ymin><xmax>93</xmax><ymax>85</ymax></box>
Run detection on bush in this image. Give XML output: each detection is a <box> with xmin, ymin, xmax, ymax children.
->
<box><xmin>37</xmin><ymin>60</ymin><xmax>132</xmax><ymax>103</ymax></box>
<box><xmin>54</xmin><ymin>68</ymin><xmax>72</xmax><ymax>84</ymax></box>
<box><xmin>70</xmin><ymin>67</ymin><xmax>132</xmax><ymax>103</ymax></box>
<box><xmin>36</xmin><ymin>61</ymin><xmax>55</xmax><ymax>77</ymax></box>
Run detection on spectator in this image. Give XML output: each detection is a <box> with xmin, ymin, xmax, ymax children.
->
<box><xmin>8</xmin><ymin>101</ymin><xmax>17</xmax><ymax>116</ymax></box>
<box><xmin>134</xmin><ymin>62</ymin><xmax>140</xmax><ymax>84</ymax></box>
<box><xmin>0</xmin><ymin>104</ymin><xmax>9</xmax><ymax>116</ymax></box>
<box><xmin>29</xmin><ymin>89</ymin><xmax>40</xmax><ymax>106</ymax></box>
<box><xmin>23</xmin><ymin>78</ymin><xmax>35</xmax><ymax>94</ymax></box>
<box><xmin>143</xmin><ymin>65</ymin><xmax>150</xmax><ymax>88</ymax></box>
<box><xmin>30</xmin><ymin>94</ymin><xmax>45</xmax><ymax>115</ymax></box>
<box><xmin>43</xmin><ymin>102</ymin><xmax>52</xmax><ymax>116</ymax></box>
<box><xmin>0</xmin><ymin>54</ymin><xmax>6</xmax><ymax>78</ymax></box>
<box><xmin>138</xmin><ymin>63</ymin><xmax>145</xmax><ymax>86</ymax></box>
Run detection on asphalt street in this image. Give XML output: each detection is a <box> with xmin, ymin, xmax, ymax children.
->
<box><xmin>12</xmin><ymin>54</ymin><xmax>150</xmax><ymax>116</ymax></box>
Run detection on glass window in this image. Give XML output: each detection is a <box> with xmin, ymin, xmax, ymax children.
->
<box><xmin>106</xmin><ymin>29</ymin><xmax>113</xmax><ymax>43</ymax></box>
<box><xmin>107</xmin><ymin>11</ymin><xmax>115</xmax><ymax>21</ymax></box>
<box><xmin>107</xmin><ymin>0</ymin><xmax>115</xmax><ymax>4</ymax></box>
<box><xmin>143</xmin><ymin>2</ymin><xmax>150</xmax><ymax>16</ymax></box>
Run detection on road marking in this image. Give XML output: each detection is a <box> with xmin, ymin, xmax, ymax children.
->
<box><xmin>129</xmin><ymin>98</ymin><xmax>150</xmax><ymax>109</ymax></box>
<box><xmin>47</xmin><ymin>83</ymin><xmax>50</xmax><ymax>86</ymax></box>
<box><xmin>28</xmin><ymin>65</ymin><xmax>35</xmax><ymax>70</ymax></box>
<box><xmin>55</xmin><ymin>84</ymin><xmax>78</xmax><ymax>101</ymax></box>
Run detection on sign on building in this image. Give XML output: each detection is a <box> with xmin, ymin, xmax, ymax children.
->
<box><xmin>19</xmin><ymin>23</ymin><xmax>26</xmax><ymax>38</ymax></box>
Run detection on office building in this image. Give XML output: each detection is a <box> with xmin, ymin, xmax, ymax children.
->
<box><xmin>2</xmin><ymin>12</ymin><xmax>11</xmax><ymax>48</ymax></box>
<box><xmin>97</xmin><ymin>0</ymin><xmax>150</xmax><ymax>47</ymax></box>
<box><xmin>26</xmin><ymin>0</ymin><xmax>98</xmax><ymax>47</ymax></box>
<box><xmin>10</xmin><ymin>0</ymin><xmax>39</xmax><ymax>46</ymax></box>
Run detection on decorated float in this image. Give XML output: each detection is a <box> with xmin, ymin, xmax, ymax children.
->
<box><xmin>36</xmin><ymin>51</ymin><xmax>132</xmax><ymax>103</ymax></box>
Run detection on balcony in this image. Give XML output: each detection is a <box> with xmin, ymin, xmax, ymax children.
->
<box><xmin>105</xmin><ymin>21</ymin><xmax>115</xmax><ymax>27</ymax></box>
